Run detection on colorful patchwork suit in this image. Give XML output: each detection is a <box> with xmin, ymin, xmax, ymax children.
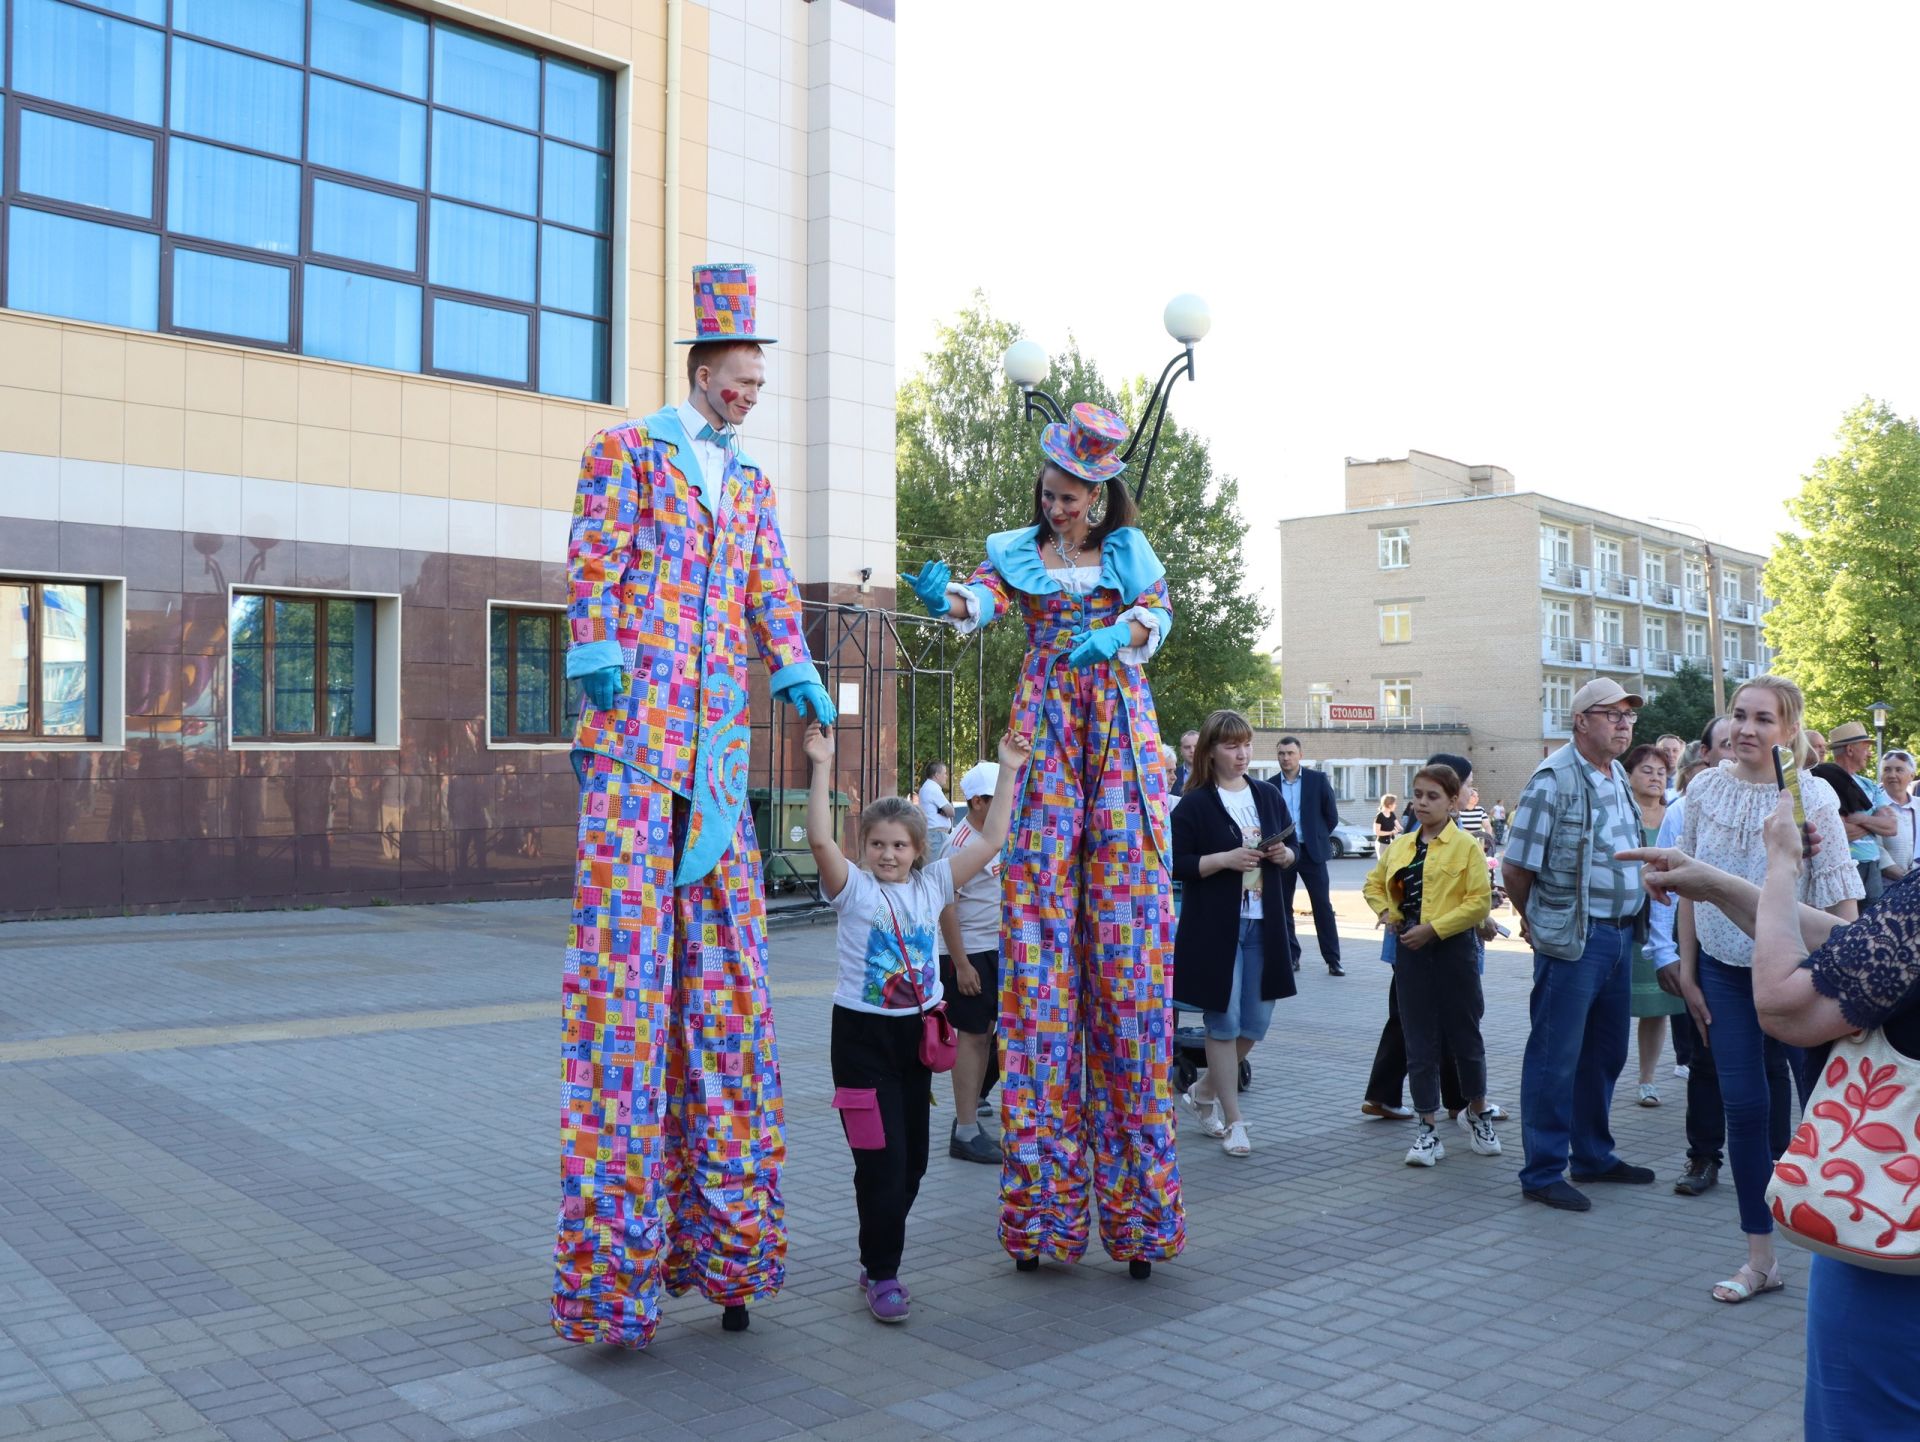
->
<box><xmin>951</xmin><ymin>525</ymin><xmax>1185</xmax><ymax>1264</ymax></box>
<box><xmin>551</xmin><ymin>404</ymin><xmax>819</xmax><ymax>1348</ymax></box>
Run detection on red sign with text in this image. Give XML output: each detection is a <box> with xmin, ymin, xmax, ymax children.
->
<box><xmin>1327</xmin><ymin>704</ymin><xmax>1376</xmax><ymax>722</ymax></box>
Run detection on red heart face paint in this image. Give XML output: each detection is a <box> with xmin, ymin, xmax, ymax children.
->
<box><xmin>720</xmin><ymin>388</ymin><xmax>740</xmax><ymax>404</ymax></box>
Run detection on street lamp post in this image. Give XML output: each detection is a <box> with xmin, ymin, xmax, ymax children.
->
<box><xmin>1001</xmin><ymin>294</ymin><xmax>1212</xmax><ymax>503</ymax></box>
<box><xmin>1871</xmin><ymin>699</ymin><xmax>1892</xmax><ymax>763</ymax></box>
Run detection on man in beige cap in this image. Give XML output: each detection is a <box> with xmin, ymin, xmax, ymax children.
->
<box><xmin>1827</xmin><ymin>720</ymin><xmax>1896</xmax><ymax>902</ymax></box>
<box><xmin>1502</xmin><ymin>678</ymin><xmax>1656</xmax><ymax>1211</ymax></box>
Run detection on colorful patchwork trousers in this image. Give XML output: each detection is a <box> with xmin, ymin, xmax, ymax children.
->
<box><xmin>550</xmin><ymin>754</ymin><xmax>784</xmax><ymax>1347</ymax></box>
<box><xmin>998</xmin><ymin>664</ymin><xmax>1184</xmax><ymax>1264</ymax></box>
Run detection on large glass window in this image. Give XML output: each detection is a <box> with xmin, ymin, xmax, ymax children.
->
<box><xmin>230</xmin><ymin>592</ymin><xmax>377</xmax><ymax>742</ymax></box>
<box><xmin>488</xmin><ymin>607</ymin><xmax>577</xmax><ymax>743</ymax></box>
<box><xmin>0</xmin><ymin>579</ymin><xmax>103</xmax><ymax>741</ymax></box>
<box><xmin>0</xmin><ymin>0</ymin><xmax>615</xmax><ymax>398</ymax></box>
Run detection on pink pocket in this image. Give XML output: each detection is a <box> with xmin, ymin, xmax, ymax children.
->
<box><xmin>831</xmin><ymin>1086</ymin><xmax>885</xmax><ymax>1150</ymax></box>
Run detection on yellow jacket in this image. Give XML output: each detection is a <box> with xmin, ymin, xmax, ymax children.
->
<box><xmin>1362</xmin><ymin>822</ymin><xmax>1492</xmax><ymax>941</ymax></box>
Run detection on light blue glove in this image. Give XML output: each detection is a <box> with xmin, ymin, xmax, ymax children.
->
<box><xmin>901</xmin><ymin>561</ymin><xmax>951</xmax><ymax>617</ymax></box>
<box><xmin>581</xmin><ymin>666</ymin><xmax>624</xmax><ymax>712</ymax></box>
<box><xmin>781</xmin><ymin>679</ymin><xmax>838</xmax><ymax>725</ymax></box>
<box><xmin>1067</xmin><ymin>625</ymin><xmax>1129</xmax><ymax>668</ymax></box>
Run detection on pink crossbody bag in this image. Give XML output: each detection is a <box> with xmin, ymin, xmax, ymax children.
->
<box><xmin>879</xmin><ymin>892</ymin><xmax>957</xmax><ymax>1073</ymax></box>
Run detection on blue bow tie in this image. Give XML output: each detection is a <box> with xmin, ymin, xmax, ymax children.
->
<box><xmin>696</xmin><ymin>420</ymin><xmax>736</xmax><ymax>456</ymax></box>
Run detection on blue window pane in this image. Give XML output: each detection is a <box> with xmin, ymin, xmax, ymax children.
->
<box><xmin>311</xmin><ymin>0</ymin><xmax>427</xmax><ymax>97</ymax></box>
<box><xmin>173</xmin><ymin>250</ymin><xmax>291</xmax><ymax>344</ymax></box>
<box><xmin>541</xmin><ymin>141</ymin><xmax>612</xmax><ymax>233</ymax></box>
<box><xmin>304</xmin><ymin>266</ymin><xmax>421</xmax><ymax>371</ymax></box>
<box><xmin>431</xmin><ymin>113</ymin><xmax>537</xmax><ymax>215</ymax></box>
<box><xmin>309</xmin><ymin>75</ymin><xmax>425</xmax><ymax>188</ymax></box>
<box><xmin>174</xmin><ymin>0</ymin><xmax>304</xmax><ymax>63</ymax></box>
<box><xmin>168</xmin><ymin>140</ymin><xmax>300</xmax><ymax>253</ymax></box>
<box><xmin>312</xmin><ymin>179</ymin><xmax>417</xmax><ymax>272</ymax></box>
<box><xmin>432</xmin><ymin>299</ymin><xmax>528</xmax><ymax>383</ymax></box>
<box><xmin>540</xmin><ymin>227</ymin><xmax>609</xmax><ymax>318</ymax></box>
<box><xmin>80</xmin><ymin>0</ymin><xmax>162</xmax><ymax>19</ymax></box>
<box><xmin>8</xmin><ymin>209</ymin><xmax>158</xmax><ymax>331</ymax></box>
<box><xmin>434</xmin><ymin>25</ymin><xmax>538</xmax><ymax>129</ymax></box>
<box><xmin>13</xmin><ymin>0</ymin><xmax>165</xmax><ymax>125</ymax></box>
<box><xmin>540</xmin><ymin>313</ymin><xmax>608</xmax><ymax>403</ymax></box>
<box><xmin>18</xmin><ymin>111</ymin><xmax>153</xmax><ymax>218</ymax></box>
<box><xmin>171</xmin><ymin>38</ymin><xmax>303</xmax><ymax>159</ymax></box>
<box><xmin>544</xmin><ymin>58</ymin><xmax>611</xmax><ymax>149</ymax></box>
<box><xmin>428</xmin><ymin>201</ymin><xmax>534</xmax><ymax>303</ymax></box>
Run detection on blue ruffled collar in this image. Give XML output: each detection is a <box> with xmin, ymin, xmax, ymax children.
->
<box><xmin>983</xmin><ymin>525</ymin><xmax>1165</xmax><ymax>599</ymax></box>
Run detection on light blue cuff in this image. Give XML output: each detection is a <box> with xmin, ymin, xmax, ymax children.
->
<box><xmin>566</xmin><ymin>640</ymin><xmax>625</xmax><ymax>679</ymax></box>
<box><xmin>767</xmin><ymin>659</ymin><xmax>819</xmax><ymax>696</ymax></box>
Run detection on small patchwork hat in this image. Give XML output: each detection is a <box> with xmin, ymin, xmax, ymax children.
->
<box><xmin>1040</xmin><ymin>402</ymin><xmax>1129</xmax><ymax>483</ymax></box>
<box><xmin>676</xmin><ymin>261</ymin><xmax>778</xmax><ymax>345</ymax></box>
<box><xmin>959</xmin><ymin>761</ymin><xmax>1000</xmax><ymax>801</ymax></box>
<box><xmin>1571</xmin><ymin>677</ymin><xmax>1645</xmax><ymax>713</ymax></box>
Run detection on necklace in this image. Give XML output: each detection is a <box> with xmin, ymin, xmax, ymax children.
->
<box><xmin>1051</xmin><ymin>529</ymin><xmax>1084</xmax><ymax>568</ymax></box>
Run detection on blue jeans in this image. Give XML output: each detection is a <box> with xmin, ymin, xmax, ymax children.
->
<box><xmin>1697</xmin><ymin>954</ymin><xmax>1810</xmax><ymax>1235</ymax></box>
<box><xmin>1203</xmin><ymin>917</ymin><xmax>1275</xmax><ymax>1042</ymax></box>
<box><xmin>1519</xmin><ymin>920</ymin><xmax>1633</xmax><ymax>1191</ymax></box>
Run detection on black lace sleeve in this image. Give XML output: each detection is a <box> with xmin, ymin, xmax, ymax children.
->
<box><xmin>1805</xmin><ymin>871</ymin><xmax>1920</xmax><ymax>1029</ymax></box>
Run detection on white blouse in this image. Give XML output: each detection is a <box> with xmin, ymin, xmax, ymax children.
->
<box><xmin>1682</xmin><ymin>762</ymin><xmax>1863</xmax><ymax>967</ymax></box>
<box><xmin>944</xmin><ymin>564</ymin><xmax>1163</xmax><ymax>664</ymax></box>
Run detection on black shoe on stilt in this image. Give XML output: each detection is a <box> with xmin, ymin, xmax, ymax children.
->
<box><xmin>1015</xmin><ymin>1257</ymin><xmax>1039</xmax><ymax>1273</ymax></box>
<box><xmin>722</xmin><ymin>1304</ymin><xmax>749</xmax><ymax>1333</ymax></box>
<box><xmin>1129</xmin><ymin>1260</ymin><xmax>1151</xmax><ymax>1280</ymax></box>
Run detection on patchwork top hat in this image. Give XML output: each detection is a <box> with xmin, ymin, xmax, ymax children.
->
<box><xmin>676</xmin><ymin>261</ymin><xmax>778</xmax><ymax>345</ymax></box>
<box><xmin>1040</xmin><ymin>402</ymin><xmax>1129</xmax><ymax>483</ymax></box>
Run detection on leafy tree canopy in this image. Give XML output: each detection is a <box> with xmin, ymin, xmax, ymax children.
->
<box><xmin>1636</xmin><ymin>661</ymin><xmax>1717</xmax><ymax>754</ymax></box>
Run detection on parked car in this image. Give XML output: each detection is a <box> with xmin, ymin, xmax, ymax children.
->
<box><xmin>1329</xmin><ymin>822</ymin><xmax>1376</xmax><ymax>858</ymax></box>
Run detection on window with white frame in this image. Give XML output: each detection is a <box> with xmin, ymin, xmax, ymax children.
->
<box><xmin>1644</xmin><ymin>551</ymin><xmax>1667</xmax><ymax>586</ymax></box>
<box><xmin>1685</xmin><ymin>620</ymin><xmax>1709</xmax><ymax>658</ymax></box>
<box><xmin>1724</xmin><ymin>630</ymin><xmax>1741</xmax><ymax>664</ymax></box>
<box><xmin>2</xmin><ymin>577</ymin><xmax>102</xmax><ymax>740</ymax></box>
<box><xmin>1377</xmin><ymin>528</ymin><xmax>1410</xmax><ymax>570</ymax></box>
<box><xmin>1381</xmin><ymin>678</ymin><xmax>1413</xmax><ymax>718</ymax></box>
<box><xmin>488</xmin><ymin>603</ymin><xmax>579</xmax><ymax>744</ymax></box>
<box><xmin>1722</xmin><ymin>569</ymin><xmax>1743</xmax><ymax>604</ymax></box>
<box><xmin>1545</xmin><ymin>673</ymin><xmax>1573</xmax><ymax>712</ymax></box>
<box><xmin>1685</xmin><ymin>559</ymin><xmax>1706</xmax><ymax>593</ymax></box>
<box><xmin>1644</xmin><ymin>615</ymin><xmax>1667</xmax><ymax>652</ymax></box>
<box><xmin>1593</xmin><ymin>536</ymin><xmax>1623</xmax><ymax>576</ymax></box>
<box><xmin>1542</xmin><ymin>599</ymin><xmax>1574</xmax><ymax>638</ymax></box>
<box><xmin>229</xmin><ymin>587</ymin><xmax>399</xmax><ymax>746</ymax></box>
<box><xmin>1378</xmin><ymin>604</ymin><xmax>1411</xmax><ymax>644</ymax></box>
<box><xmin>1540</xmin><ymin>525</ymin><xmax>1573</xmax><ymax>568</ymax></box>
<box><xmin>1596</xmin><ymin>607</ymin><xmax>1624</xmax><ymax>646</ymax></box>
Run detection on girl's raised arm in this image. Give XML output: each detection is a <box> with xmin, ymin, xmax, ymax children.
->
<box><xmin>803</xmin><ymin>724</ymin><xmax>850</xmax><ymax>900</ymax></box>
<box><xmin>948</xmin><ymin>732</ymin><xmax>1030</xmax><ymax>890</ymax></box>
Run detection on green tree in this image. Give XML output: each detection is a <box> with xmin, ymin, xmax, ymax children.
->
<box><xmin>1765</xmin><ymin>399</ymin><xmax>1920</xmax><ymax>747</ymax></box>
<box><xmin>1635</xmin><ymin>661</ymin><xmax>1716</xmax><ymax>752</ymax></box>
<box><xmin>894</xmin><ymin>295</ymin><xmax>1271</xmax><ymax>784</ymax></box>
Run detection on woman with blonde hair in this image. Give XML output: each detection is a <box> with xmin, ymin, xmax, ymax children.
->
<box><xmin>1675</xmin><ymin>675</ymin><xmax>1861</xmax><ymax>1303</ymax></box>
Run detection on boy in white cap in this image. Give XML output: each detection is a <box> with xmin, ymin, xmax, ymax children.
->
<box><xmin>938</xmin><ymin>760</ymin><xmax>1005</xmax><ymax>1163</ymax></box>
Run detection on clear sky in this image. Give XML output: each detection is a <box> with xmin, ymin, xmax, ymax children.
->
<box><xmin>895</xmin><ymin>1</ymin><xmax>1920</xmax><ymax>647</ymax></box>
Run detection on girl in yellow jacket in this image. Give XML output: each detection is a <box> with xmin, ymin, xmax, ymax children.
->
<box><xmin>1362</xmin><ymin>764</ymin><xmax>1498</xmax><ymax>1167</ymax></box>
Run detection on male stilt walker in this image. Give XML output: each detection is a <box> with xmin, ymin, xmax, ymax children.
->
<box><xmin>551</xmin><ymin>263</ymin><xmax>834</xmax><ymax>1346</ymax></box>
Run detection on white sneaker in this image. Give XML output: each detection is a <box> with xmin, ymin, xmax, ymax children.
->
<box><xmin>1222</xmin><ymin>1121</ymin><xmax>1251</xmax><ymax>1157</ymax></box>
<box><xmin>1405</xmin><ymin>1124</ymin><xmax>1444</xmax><ymax>1167</ymax></box>
<box><xmin>1638</xmin><ymin>1083</ymin><xmax>1661</xmax><ymax>1107</ymax></box>
<box><xmin>1182</xmin><ymin>1088</ymin><xmax>1227</xmax><ymax>1139</ymax></box>
<box><xmin>1673</xmin><ymin>1064</ymin><xmax>1691</xmax><ymax>1080</ymax></box>
<box><xmin>1466</xmin><ymin>1108</ymin><xmax>1501</xmax><ymax>1155</ymax></box>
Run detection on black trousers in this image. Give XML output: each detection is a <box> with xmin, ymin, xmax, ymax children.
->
<box><xmin>1392</xmin><ymin>932</ymin><xmax>1487</xmax><ymax>1116</ymax></box>
<box><xmin>1280</xmin><ymin>857</ymin><xmax>1341</xmax><ymax>964</ymax></box>
<box><xmin>1366</xmin><ymin>976</ymin><xmax>1468</xmax><ymax>1113</ymax></box>
<box><xmin>1670</xmin><ymin>1010</ymin><xmax>1806</xmax><ymax>1164</ymax></box>
<box><xmin>830</xmin><ymin>1007</ymin><xmax>931</xmax><ymax>1283</ymax></box>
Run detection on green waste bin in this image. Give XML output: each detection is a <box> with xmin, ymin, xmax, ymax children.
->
<box><xmin>750</xmin><ymin>787</ymin><xmax>848</xmax><ymax>893</ymax></box>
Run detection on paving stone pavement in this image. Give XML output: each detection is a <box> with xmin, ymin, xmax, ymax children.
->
<box><xmin>0</xmin><ymin>886</ymin><xmax>1808</xmax><ymax>1441</ymax></box>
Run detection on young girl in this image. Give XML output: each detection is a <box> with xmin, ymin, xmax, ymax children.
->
<box><xmin>1362</xmin><ymin>764</ymin><xmax>1496</xmax><ymax>1168</ymax></box>
<box><xmin>805</xmin><ymin>724</ymin><xmax>1026</xmax><ymax>1323</ymax></box>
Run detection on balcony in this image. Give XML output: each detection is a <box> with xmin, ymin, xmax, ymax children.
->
<box><xmin>1541</xmin><ymin>634</ymin><xmax>1593</xmax><ymax>666</ymax></box>
<box><xmin>1595</xmin><ymin>642</ymin><xmax>1640</xmax><ymax>672</ymax></box>
<box><xmin>1643</xmin><ymin>579</ymin><xmax>1680</xmax><ymax>611</ymax></box>
<box><xmin>1727</xmin><ymin>658</ymin><xmax>1759</xmax><ymax>682</ymax></box>
<box><xmin>1643</xmin><ymin>649</ymin><xmax>1678</xmax><ymax>676</ymax></box>
<box><xmin>1540</xmin><ymin>560</ymin><xmax>1592</xmax><ymax>594</ymax></box>
<box><xmin>1683</xmin><ymin>588</ymin><xmax>1712</xmax><ymax>615</ymax></box>
<box><xmin>1721</xmin><ymin>597</ymin><xmax>1758</xmax><ymax>625</ymax></box>
<box><xmin>1543</xmin><ymin>708</ymin><xmax>1573</xmax><ymax>737</ymax></box>
<box><xmin>1593</xmin><ymin>569</ymin><xmax>1640</xmax><ymax>603</ymax></box>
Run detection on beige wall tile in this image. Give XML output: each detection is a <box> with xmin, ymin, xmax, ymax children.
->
<box><xmin>630</xmin><ymin>0</ymin><xmax>665</xmax><ymax>38</ymax></box>
<box><xmin>0</xmin><ymin>384</ymin><xmax>62</xmax><ymax>454</ymax></box>
<box><xmin>185</xmin><ymin>350</ymin><xmax>244</xmax><ymax>415</ymax></box>
<box><xmin>593</xmin><ymin>16</ymin><xmax>630</xmax><ymax>53</ymax></box>
<box><xmin>242</xmin><ymin>357</ymin><xmax>300</xmax><ymax>422</ymax></box>
<box><xmin>61</xmin><ymin>396</ymin><xmax>125</xmax><ymax>462</ymax></box>
<box><xmin>447</xmin><ymin>443</ymin><xmax>496</xmax><ymax>502</ymax></box>
<box><xmin>551</xmin><ymin>2</ymin><xmax>593</xmax><ymax>45</ymax></box>
<box><xmin>125</xmin><ymin>341</ymin><xmax>187</xmax><ymax>409</ymax></box>
<box><xmin>497</xmin><ymin>395</ymin><xmax>543</xmax><ymax>455</ymax></box>
<box><xmin>592</xmin><ymin>0</ymin><xmax>634</xmax><ymax>24</ymax></box>
<box><xmin>448</xmin><ymin>388</ymin><xmax>498</xmax><ymax>448</ymax></box>
<box><xmin>184</xmin><ymin>412</ymin><xmax>243</xmax><ymax>473</ymax></box>
<box><xmin>297</xmin><ymin>425</ymin><xmax>351</xmax><ymax>487</ymax></box>
<box><xmin>351</xmin><ymin>373</ymin><xmax>404</xmax><ymax>435</ymax></box>
<box><xmin>62</xmin><ymin>331</ymin><xmax>125</xmax><ymax>401</ymax></box>
<box><xmin>242</xmin><ymin>418</ymin><xmax>298</xmax><ymax>481</ymax></box>
<box><xmin>543</xmin><ymin>462</ymin><xmax>578</xmax><ymax>513</ymax></box>
<box><xmin>124</xmin><ymin>404</ymin><xmax>186</xmax><ymax>469</ymax></box>
<box><xmin>0</xmin><ymin>317</ymin><xmax>62</xmax><ymax>393</ymax></box>
<box><xmin>506</xmin><ymin>0</ymin><xmax>553</xmax><ymax>33</ymax></box>
<box><xmin>541</xmin><ymin>403</ymin><xmax>590</xmax><ymax>460</ymax></box>
<box><xmin>401</xmin><ymin>438</ymin><xmax>452</xmax><ymax>496</ymax></box>
<box><xmin>496</xmin><ymin>449</ymin><xmax>542</xmax><ymax>508</ymax></box>
<box><xmin>350</xmin><ymin>431</ymin><xmax>401</xmax><ymax>491</ymax></box>
<box><xmin>298</xmin><ymin>366</ymin><xmax>353</xmax><ymax>429</ymax></box>
<box><xmin>400</xmin><ymin>381</ymin><xmax>452</xmax><ymax>442</ymax></box>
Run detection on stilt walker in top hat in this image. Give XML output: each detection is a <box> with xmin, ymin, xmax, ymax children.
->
<box><xmin>550</xmin><ymin>263</ymin><xmax>835</xmax><ymax>1347</ymax></box>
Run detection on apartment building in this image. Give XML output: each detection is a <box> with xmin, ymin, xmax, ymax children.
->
<box><xmin>1277</xmin><ymin>450</ymin><xmax>1771</xmax><ymax>818</ymax></box>
<box><xmin>0</xmin><ymin>0</ymin><xmax>898</xmax><ymax>917</ymax></box>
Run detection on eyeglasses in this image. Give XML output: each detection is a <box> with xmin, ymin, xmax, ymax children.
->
<box><xmin>1584</xmin><ymin>708</ymin><xmax>1638</xmax><ymax>726</ymax></box>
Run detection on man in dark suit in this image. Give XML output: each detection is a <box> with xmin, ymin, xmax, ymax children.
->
<box><xmin>1170</xmin><ymin>729</ymin><xmax>1198</xmax><ymax>798</ymax></box>
<box><xmin>1273</xmin><ymin>736</ymin><xmax>1344</xmax><ymax>975</ymax></box>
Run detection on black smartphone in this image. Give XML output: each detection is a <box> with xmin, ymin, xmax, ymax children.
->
<box><xmin>1257</xmin><ymin>824</ymin><xmax>1295</xmax><ymax>851</ymax></box>
<box><xmin>1772</xmin><ymin>743</ymin><xmax>1809</xmax><ymax>856</ymax></box>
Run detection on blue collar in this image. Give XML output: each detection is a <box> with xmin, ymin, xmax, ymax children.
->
<box><xmin>982</xmin><ymin>525</ymin><xmax>1165</xmax><ymax>599</ymax></box>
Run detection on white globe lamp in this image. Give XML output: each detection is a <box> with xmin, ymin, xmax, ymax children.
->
<box><xmin>1001</xmin><ymin>339</ymin><xmax>1050</xmax><ymax>388</ymax></box>
<box><xmin>1163</xmin><ymin>293</ymin><xmax>1212</xmax><ymax>345</ymax></box>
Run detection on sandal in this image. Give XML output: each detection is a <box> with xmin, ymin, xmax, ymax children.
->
<box><xmin>1712</xmin><ymin>1261</ymin><xmax>1784</xmax><ymax>1304</ymax></box>
<box><xmin>1181</xmin><ymin>1087</ymin><xmax>1227</xmax><ymax>1139</ymax></box>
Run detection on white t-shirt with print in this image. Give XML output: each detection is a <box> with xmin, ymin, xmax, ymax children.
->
<box><xmin>828</xmin><ymin>860</ymin><xmax>954</xmax><ymax>1015</ymax></box>
<box><xmin>1217</xmin><ymin>783</ymin><xmax>1264</xmax><ymax>921</ymax></box>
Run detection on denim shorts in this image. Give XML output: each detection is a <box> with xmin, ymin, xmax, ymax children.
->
<box><xmin>1204</xmin><ymin>916</ymin><xmax>1275</xmax><ymax>1042</ymax></box>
